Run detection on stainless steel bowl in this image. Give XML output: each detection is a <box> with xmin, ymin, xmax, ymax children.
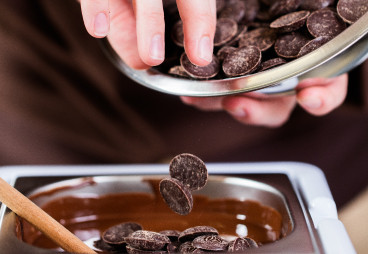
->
<box><xmin>100</xmin><ymin>12</ymin><xmax>368</xmax><ymax>96</ymax></box>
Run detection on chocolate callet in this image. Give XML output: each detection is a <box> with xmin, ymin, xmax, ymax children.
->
<box><xmin>102</xmin><ymin>222</ymin><xmax>143</xmax><ymax>245</ymax></box>
<box><xmin>269</xmin><ymin>0</ymin><xmax>302</xmax><ymax>17</ymax></box>
<box><xmin>168</xmin><ymin>65</ymin><xmax>190</xmax><ymax>78</ymax></box>
<box><xmin>337</xmin><ymin>0</ymin><xmax>368</xmax><ymax>24</ymax></box>
<box><xmin>306</xmin><ymin>9</ymin><xmax>346</xmax><ymax>38</ymax></box>
<box><xmin>178</xmin><ymin>226</ymin><xmax>219</xmax><ymax>243</ymax></box>
<box><xmin>259</xmin><ymin>58</ymin><xmax>287</xmax><ymax>72</ymax></box>
<box><xmin>192</xmin><ymin>235</ymin><xmax>229</xmax><ymax>251</ymax></box>
<box><xmin>227</xmin><ymin>237</ymin><xmax>252</xmax><ymax>252</ymax></box>
<box><xmin>125</xmin><ymin>230</ymin><xmax>170</xmax><ymax>251</ymax></box>
<box><xmin>179</xmin><ymin>241</ymin><xmax>204</xmax><ymax>254</ymax></box>
<box><xmin>171</xmin><ymin>20</ymin><xmax>184</xmax><ymax>47</ymax></box>
<box><xmin>219</xmin><ymin>0</ymin><xmax>246</xmax><ymax>23</ymax></box>
<box><xmin>222</xmin><ymin>46</ymin><xmax>262</xmax><ymax>77</ymax></box>
<box><xmin>180</xmin><ymin>53</ymin><xmax>220</xmax><ymax>79</ymax></box>
<box><xmin>217</xmin><ymin>46</ymin><xmax>237</xmax><ymax>62</ymax></box>
<box><xmin>239</xmin><ymin>27</ymin><xmax>276</xmax><ymax>51</ymax></box>
<box><xmin>126</xmin><ymin>245</ymin><xmax>167</xmax><ymax>254</ymax></box>
<box><xmin>297</xmin><ymin>36</ymin><xmax>331</xmax><ymax>57</ymax></box>
<box><xmin>169</xmin><ymin>153</ymin><xmax>208</xmax><ymax>191</ymax></box>
<box><xmin>158</xmin><ymin>230</ymin><xmax>181</xmax><ymax>242</ymax></box>
<box><xmin>274</xmin><ymin>32</ymin><xmax>310</xmax><ymax>58</ymax></box>
<box><xmin>159</xmin><ymin>178</ymin><xmax>193</xmax><ymax>215</ymax></box>
<box><xmin>270</xmin><ymin>11</ymin><xmax>310</xmax><ymax>33</ymax></box>
<box><xmin>244</xmin><ymin>237</ymin><xmax>259</xmax><ymax>248</ymax></box>
<box><xmin>214</xmin><ymin>18</ymin><xmax>238</xmax><ymax>47</ymax></box>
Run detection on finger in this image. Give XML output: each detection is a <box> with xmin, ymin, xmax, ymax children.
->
<box><xmin>133</xmin><ymin>0</ymin><xmax>165</xmax><ymax>66</ymax></box>
<box><xmin>80</xmin><ymin>0</ymin><xmax>110</xmax><ymax>38</ymax></box>
<box><xmin>296</xmin><ymin>74</ymin><xmax>348</xmax><ymax>116</ymax></box>
<box><xmin>176</xmin><ymin>0</ymin><xmax>217</xmax><ymax>66</ymax></box>
<box><xmin>222</xmin><ymin>95</ymin><xmax>297</xmax><ymax>127</ymax></box>
<box><xmin>107</xmin><ymin>0</ymin><xmax>149</xmax><ymax>69</ymax></box>
<box><xmin>180</xmin><ymin>96</ymin><xmax>223</xmax><ymax>111</ymax></box>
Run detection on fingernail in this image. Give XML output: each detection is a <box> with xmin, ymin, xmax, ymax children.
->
<box><xmin>149</xmin><ymin>33</ymin><xmax>165</xmax><ymax>61</ymax></box>
<box><xmin>301</xmin><ymin>97</ymin><xmax>322</xmax><ymax>109</ymax></box>
<box><xmin>199</xmin><ymin>36</ymin><xmax>213</xmax><ymax>63</ymax></box>
<box><xmin>228</xmin><ymin>108</ymin><xmax>247</xmax><ymax>118</ymax></box>
<box><xmin>94</xmin><ymin>12</ymin><xmax>109</xmax><ymax>37</ymax></box>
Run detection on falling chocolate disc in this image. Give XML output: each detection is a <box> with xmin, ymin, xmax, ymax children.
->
<box><xmin>270</xmin><ymin>11</ymin><xmax>310</xmax><ymax>33</ymax></box>
<box><xmin>337</xmin><ymin>0</ymin><xmax>368</xmax><ymax>24</ymax></box>
<box><xmin>306</xmin><ymin>9</ymin><xmax>346</xmax><ymax>38</ymax></box>
<box><xmin>125</xmin><ymin>230</ymin><xmax>171</xmax><ymax>251</ymax></box>
<box><xmin>169</xmin><ymin>153</ymin><xmax>208</xmax><ymax>191</ymax></box>
<box><xmin>238</xmin><ymin>27</ymin><xmax>276</xmax><ymax>51</ymax></box>
<box><xmin>222</xmin><ymin>46</ymin><xmax>262</xmax><ymax>77</ymax></box>
<box><xmin>258</xmin><ymin>58</ymin><xmax>287</xmax><ymax>72</ymax></box>
<box><xmin>214</xmin><ymin>18</ymin><xmax>238</xmax><ymax>47</ymax></box>
<box><xmin>300</xmin><ymin>0</ymin><xmax>335</xmax><ymax>11</ymax></box>
<box><xmin>102</xmin><ymin>222</ymin><xmax>143</xmax><ymax>245</ymax></box>
<box><xmin>192</xmin><ymin>235</ymin><xmax>229</xmax><ymax>251</ymax></box>
<box><xmin>297</xmin><ymin>36</ymin><xmax>331</xmax><ymax>57</ymax></box>
<box><xmin>159</xmin><ymin>178</ymin><xmax>193</xmax><ymax>215</ymax></box>
<box><xmin>180</xmin><ymin>53</ymin><xmax>220</xmax><ymax>79</ymax></box>
<box><xmin>178</xmin><ymin>226</ymin><xmax>219</xmax><ymax>243</ymax></box>
<box><xmin>274</xmin><ymin>32</ymin><xmax>310</xmax><ymax>58</ymax></box>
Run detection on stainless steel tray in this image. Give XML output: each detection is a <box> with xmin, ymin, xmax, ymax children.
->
<box><xmin>0</xmin><ymin>162</ymin><xmax>356</xmax><ymax>253</ymax></box>
<box><xmin>100</xmin><ymin>12</ymin><xmax>368</xmax><ymax>96</ymax></box>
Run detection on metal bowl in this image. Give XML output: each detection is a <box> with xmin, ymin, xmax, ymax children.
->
<box><xmin>100</xmin><ymin>12</ymin><xmax>368</xmax><ymax>96</ymax></box>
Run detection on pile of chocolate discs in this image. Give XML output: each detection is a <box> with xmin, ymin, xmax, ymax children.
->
<box><xmin>95</xmin><ymin>223</ymin><xmax>258</xmax><ymax>253</ymax></box>
<box><xmin>158</xmin><ymin>0</ymin><xmax>368</xmax><ymax>79</ymax></box>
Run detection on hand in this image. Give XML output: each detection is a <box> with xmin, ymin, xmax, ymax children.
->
<box><xmin>181</xmin><ymin>74</ymin><xmax>348</xmax><ymax>127</ymax></box>
<box><xmin>79</xmin><ymin>0</ymin><xmax>216</xmax><ymax>69</ymax></box>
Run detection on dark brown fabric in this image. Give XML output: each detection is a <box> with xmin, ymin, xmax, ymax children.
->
<box><xmin>0</xmin><ymin>0</ymin><xmax>367</xmax><ymax>208</ymax></box>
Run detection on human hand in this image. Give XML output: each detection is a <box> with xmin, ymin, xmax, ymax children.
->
<box><xmin>181</xmin><ymin>74</ymin><xmax>348</xmax><ymax>127</ymax></box>
<box><xmin>79</xmin><ymin>0</ymin><xmax>216</xmax><ymax>69</ymax></box>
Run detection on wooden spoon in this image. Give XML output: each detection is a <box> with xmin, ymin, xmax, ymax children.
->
<box><xmin>0</xmin><ymin>177</ymin><xmax>96</xmax><ymax>254</ymax></box>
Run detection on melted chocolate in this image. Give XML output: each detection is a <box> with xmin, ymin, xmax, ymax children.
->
<box><xmin>17</xmin><ymin>179</ymin><xmax>283</xmax><ymax>252</ymax></box>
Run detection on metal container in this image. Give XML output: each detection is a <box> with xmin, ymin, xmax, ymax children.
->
<box><xmin>100</xmin><ymin>12</ymin><xmax>368</xmax><ymax>96</ymax></box>
<box><xmin>0</xmin><ymin>162</ymin><xmax>356</xmax><ymax>253</ymax></box>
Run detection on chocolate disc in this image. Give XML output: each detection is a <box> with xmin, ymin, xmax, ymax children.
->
<box><xmin>300</xmin><ymin>0</ymin><xmax>335</xmax><ymax>11</ymax></box>
<box><xmin>214</xmin><ymin>18</ymin><xmax>238</xmax><ymax>47</ymax></box>
<box><xmin>239</xmin><ymin>28</ymin><xmax>276</xmax><ymax>51</ymax></box>
<box><xmin>171</xmin><ymin>20</ymin><xmax>184</xmax><ymax>47</ymax></box>
<box><xmin>125</xmin><ymin>230</ymin><xmax>170</xmax><ymax>251</ymax></box>
<box><xmin>306</xmin><ymin>9</ymin><xmax>346</xmax><ymax>38</ymax></box>
<box><xmin>337</xmin><ymin>0</ymin><xmax>368</xmax><ymax>24</ymax></box>
<box><xmin>270</xmin><ymin>11</ymin><xmax>310</xmax><ymax>33</ymax></box>
<box><xmin>297</xmin><ymin>36</ymin><xmax>331</xmax><ymax>57</ymax></box>
<box><xmin>216</xmin><ymin>0</ymin><xmax>226</xmax><ymax>13</ymax></box>
<box><xmin>102</xmin><ymin>222</ymin><xmax>143</xmax><ymax>245</ymax></box>
<box><xmin>219</xmin><ymin>0</ymin><xmax>246</xmax><ymax>22</ymax></box>
<box><xmin>169</xmin><ymin>153</ymin><xmax>208</xmax><ymax>191</ymax></box>
<box><xmin>227</xmin><ymin>237</ymin><xmax>251</xmax><ymax>252</ymax></box>
<box><xmin>126</xmin><ymin>245</ymin><xmax>167</xmax><ymax>254</ymax></box>
<box><xmin>275</xmin><ymin>32</ymin><xmax>310</xmax><ymax>58</ymax></box>
<box><xmin>244</xmin><ymin>237</ymin><xmax>259</xmax><ymax>248</ymax></box>
<box><xmin>269</xmin><ymin>0</ymin><xmax>302</xmax><ymax>17</ymax></box>
<box><xmin>159</xmin><ymin>178</ymin><xmax>193</xmax><ymax>215</ymax></box>
<box><xmin>180</xmin><ymin>53</ymin><xmax>220</xmax><ymax>79</ymax></box>
<box><xmin>216</xmin><ymin>46</ymin><xmax>237</xmax><ymax>62</ymax></box>
<box><xmin>179</xmin><ymin>241</ymin><xmax>204</xmax><ymax>254</ymax></box>
<box><xmin>178</xmin><ymin>226</ymin><xmax>219</xmax><ymax>243</ymax></box>
<box><xmin>222</xmin><ymin>46</ymin><xmax>262</xmax><ymax>77</ymax></box>
<box><xmin>158</xmin><ymin>230</ymin><xmax>181</xmax><ymax>242</ymax></box>
<box><xmin>166</xmin><ymin>241</ymin><xmax>181</xmax><ymax>253</ymax></box>
<box><xmin>258</xmin><ymin>58</ymin><xmax>287</xmax><ymax>72</ymax></box>
<box><xmin>192</xmin><ymin>235</ymin><xmax>229</xmax><ymax>251</ymax></box>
